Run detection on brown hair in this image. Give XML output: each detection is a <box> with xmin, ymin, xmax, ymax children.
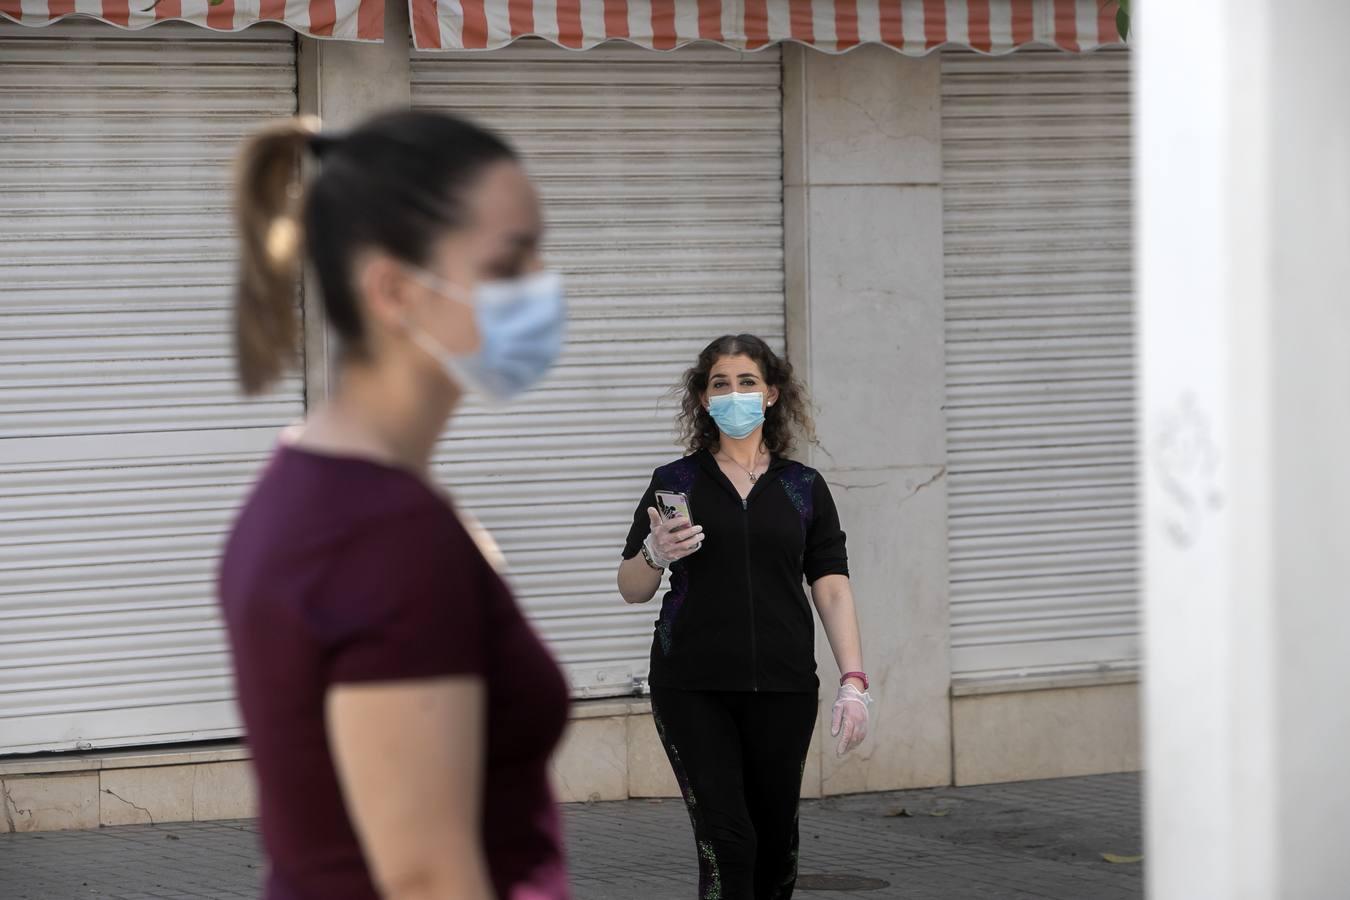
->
<box><xmin>676</xmin><ymin>334</ymin><xmax>816</xmax><ymax>457</ymax></box>
<box><xmin>231</xmin><ymin>111</ymin><xmax>517</xmax><ymax>395</ymax></box>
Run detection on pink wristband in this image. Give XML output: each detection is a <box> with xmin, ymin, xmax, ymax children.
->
<box><xmin>840</xmin><ymin>671</ymin><xmax>869</xmax><ymax>691</ymax></box>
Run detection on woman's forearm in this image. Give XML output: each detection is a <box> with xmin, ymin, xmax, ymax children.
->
<box><xmin>380</xmin><ymin>841</ymin><xmax>496</xmax><ymax>900</ymax></box>
<box><xmin>327</xmin><ymin>679</ymin><xmax>496</xmax><ymax>900</ymax></box>
<box><xmin>811</xmin><ymin>575</ymin><xmax>865</xmax><ymax>677</ymax></box>
<box><xmin>382</xmin><ymin>848</ymin><xmax>495</xmax><ymax>900</ymax></box>
<box><xmin>618</xmin><ymin>554</ymin><xmax>663</xmax><ymax>604</ymax></box>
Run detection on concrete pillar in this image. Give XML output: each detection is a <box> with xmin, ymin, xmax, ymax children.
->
<box><xmin>1138</xmin><ymin>1</ymin><xmax>1350</xmax><ymax>896</ymax></box>
<box><xmin>782</xmin><ymin>46</ymin><xmax>951</xmax><ymax>794</ymax></box>
<box><xmin>297</xmin><ymin>3</ymin><xmax>412</xmax><ymax>126</ymax></box>
<box><xmin>296</xmin><ymin>0</ymin><xmax>413</xmax><ymax>400</ymax></box>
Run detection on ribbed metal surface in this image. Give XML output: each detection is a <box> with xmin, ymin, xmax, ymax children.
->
<box><xmin>0</xmin><ymin>22</ymin><xmax>300</xmax><ymax>752</ymax></box>
<box><xmin>413</xmin><ymin>41</ymin><xmax>785</xmax><ymax>697</ymax></box>
<box><xmin>942</xmin><ymin>50</ymin><xmax>1140</xmax><ymax>683</ymax></box>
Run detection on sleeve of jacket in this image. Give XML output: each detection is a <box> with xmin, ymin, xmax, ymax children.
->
<box><xmin>622</xmin><ymin>471</ymin><xmax>660</xmax><ymax>560</ymax></box>
<box><xmin>803</xmin><ymin>473</ymin><xmax>849</xmax><ymax>584</ymax></box>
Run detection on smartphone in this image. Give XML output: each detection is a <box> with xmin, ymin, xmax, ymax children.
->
<box><xmin>654</xmin><ymin>491</ymin><xmax>694</xmax><ymax>527</ymax></box>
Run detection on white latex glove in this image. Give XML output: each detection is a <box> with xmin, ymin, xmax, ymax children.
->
<box><xmin>830</xmin><ymin>684</ymin><xmax>873</xmax><ymax>756</ymax></box>
<box><xmin>643</xmin><ymin>507</ymin><xmax>704</xmax><ymax>568</ymax></box>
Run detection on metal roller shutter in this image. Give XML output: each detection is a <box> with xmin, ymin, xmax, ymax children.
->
<box><xmin>0</xmin><ymin>22</ymin><xmax>301</xmax><ymax>753</ymax></box>
<box><xmin>942</xmin><ymin>50</ymin><xmax>1139</xmax><ymax>684</ymax></box>
<box><xmin>412</xmin><ymin>42</ymin><xmax>785</xmax><ymax>697</ymax></box>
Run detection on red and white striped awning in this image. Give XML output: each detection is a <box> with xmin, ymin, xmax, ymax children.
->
<box><xmin>410</xmin><ymin>0</ymin><xmax>1125</xmax><ymax>53</ymax></box>
<box><xmin>0</xmin><ymin>0</ymin><xmax>383</xmax><ymax>39</ymax></box>
<box><xmin>1</xmin><ymin>0</ymin><xmax>1123</xmax><ymax>50</ymax></box>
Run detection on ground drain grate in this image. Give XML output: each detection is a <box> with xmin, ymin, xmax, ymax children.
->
<box><xmin>796</xmin><ymin>873</ymin><xmax>892</xmax><ymax>891</ymax></box>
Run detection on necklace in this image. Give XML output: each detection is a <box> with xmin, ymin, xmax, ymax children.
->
<box><xmin>718</xmin><ymin>445</ymin><xmax>766</xmax><ymax>483</ymax></box>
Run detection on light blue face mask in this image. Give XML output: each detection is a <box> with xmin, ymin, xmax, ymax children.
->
<box><xmin>708</xmin><ymin>391</ymin><xmax>766</xmax><ymax>439</ymax></box>
<box><xmin>404</xmin><ymin>268</ymin><xmax>566</xmax><ymax>402</ymax></box>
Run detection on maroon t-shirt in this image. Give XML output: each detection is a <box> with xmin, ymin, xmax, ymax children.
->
<box><xmin>218</xmin><ymin>445</ymin><xmax>571</xmax><ymax>900</ymax></box>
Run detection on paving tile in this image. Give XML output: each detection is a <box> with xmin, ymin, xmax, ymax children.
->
<box><xmin>0</xmin><ymin>774</ymin><xmax>1143</xmax><ymax>899</ymax></box>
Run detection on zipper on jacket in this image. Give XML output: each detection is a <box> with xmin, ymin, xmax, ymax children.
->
<box><xmin>743</xmin><ymin>496</ymin><xmax>758</xmax><ymax>692</ymax></box>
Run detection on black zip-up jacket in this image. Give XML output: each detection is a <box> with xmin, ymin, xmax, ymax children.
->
<box><xmin>623</xmin><ymin>449</ymin><xmax>849</xmax><ymax>693</ymax></box>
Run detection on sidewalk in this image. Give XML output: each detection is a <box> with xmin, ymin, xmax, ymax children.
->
<box><xmin>1</xmin><ymin>773</ymin><xmax>1142</xmax><ymax>900</ymax></box>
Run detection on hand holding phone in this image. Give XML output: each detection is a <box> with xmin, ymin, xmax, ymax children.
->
<box><xmin>646</xmin><ymin>491</ymin><xmax>703</xmax><ymax>565</ymax></box>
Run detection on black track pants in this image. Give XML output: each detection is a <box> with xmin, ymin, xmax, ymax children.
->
<box><xmin>651</xmin><ymin>688</ymin><xmax>818</xmax><ymax>900</ymax></box>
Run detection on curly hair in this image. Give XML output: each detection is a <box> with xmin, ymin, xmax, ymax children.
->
<box><xmin>676</xmin><ymin>334</ymin><xmax>816</xmax><ymax>457</ymax></box>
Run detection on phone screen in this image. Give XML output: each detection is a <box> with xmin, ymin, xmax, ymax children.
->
<box><xmin>654</xmin><ymin>491</ymin><xmax>693</xmax><ymax>526</ymax></box>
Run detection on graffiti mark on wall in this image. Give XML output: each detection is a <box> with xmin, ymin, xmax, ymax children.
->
<box><xmin>1154</xmin><ymin>392</ymin><xmax>1225</xmax><ymax>549</ymax></box>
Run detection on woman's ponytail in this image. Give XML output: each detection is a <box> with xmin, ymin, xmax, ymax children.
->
<box><xmin>231</xmin><ymin>111</ymin><xmax>517</xmax><ymax>393</ymax></box>
<box><xmin>232</xmin><ymin>117</ymin><xmax>317</xmax><ymax>395</ymax></box>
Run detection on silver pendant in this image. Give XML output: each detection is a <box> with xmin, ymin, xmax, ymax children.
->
<box><xmin>749</xmin><ymin>473</ymin><xmax>758</xmax><ymax>483</ymax></box>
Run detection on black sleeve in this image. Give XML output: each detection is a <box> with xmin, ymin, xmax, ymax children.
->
<box><xmin>622</xmin><ymin>472</ymin><xmax>660</xmax><ymax>560</ymax></box>
<box><xmin>803</xmin><ymin>474</ymin><xmax>849</xmax><ymax>584</ymax></box>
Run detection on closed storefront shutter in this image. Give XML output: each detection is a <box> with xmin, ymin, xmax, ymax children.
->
<box><xmin>942</xmin><ymin>50</ymin><xmax>1139</xmax><ymax>684</ymax></box>
<box><xmin>0</xmin><ymin>22</ymin><xmax>301</xmax><ymax>752</ymax></box>
<box><xmin>412</xmin><ymin>42</ymin><xmax>785</xmax><ymax>697</ymax></box>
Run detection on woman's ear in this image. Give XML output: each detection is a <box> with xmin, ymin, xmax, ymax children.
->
<box><xmin>767</xmin><ymin>386</ymin><xmax>780</xmax><ymax>408</ymax></box>
<box><xmin>357</xmin><ymin>253</ymin><xmax>416</xmax><ymax>333</ymax></box>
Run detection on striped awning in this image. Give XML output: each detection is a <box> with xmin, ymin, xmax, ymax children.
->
<box><xmin>0</xmin><ymin>0</ymin><xmax>383</xmax><ymax>39</ymax></box>
<box><xmin>410</xmin><ymin>0</ymin><xmax>1125</xmax><ymax>53</ymax></box>
<box><xmin>1</xmin><ymin>0</ymin><xmax>1123</xmax><ymax>51</ymax></box>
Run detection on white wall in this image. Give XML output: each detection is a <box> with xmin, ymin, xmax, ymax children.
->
<box><xmin>1138</xmin><ymin>1</ymin><xmax>1350</xmax><ymax>896</ymax></box>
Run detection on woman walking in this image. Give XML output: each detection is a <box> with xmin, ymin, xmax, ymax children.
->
<box><xmin>218</xmin><ymin>111</ymin><xmax>570</xmax><ymax>900</ymax></box>
<box><xmin>617</xmin><ymin>334</ymin><xmax>874</xmax><ymax>900</ymax></box>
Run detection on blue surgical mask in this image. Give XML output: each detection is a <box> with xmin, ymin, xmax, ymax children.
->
<box><xmin>708</xmin><ymin>391</ymin><xmax>766</xmax><ymax>439</ymax></box>
<box><xmin>404</xmin><ymin>268</ymin><xmax>566</xmax><ymax>402</ymax></box>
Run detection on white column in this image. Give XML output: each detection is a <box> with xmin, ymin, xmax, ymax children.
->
<box><xmin>782</xmin><ymin>45</ymin><xmax>952</xmax><ymax>795</ymax></box>
<box><xmin>298</xmin><ymin>1</ymin><xmax>412</xmax><ymax>128</ymax></box>
<box><xmin>1138</xmin><ymin>2</ymin><xmax>1350</xmax><ymax>897</ymax></box>
<box><xmin>297</xmin><ymin>0</ymin><xmax>413</xmax><ymax>401</ymax></box>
